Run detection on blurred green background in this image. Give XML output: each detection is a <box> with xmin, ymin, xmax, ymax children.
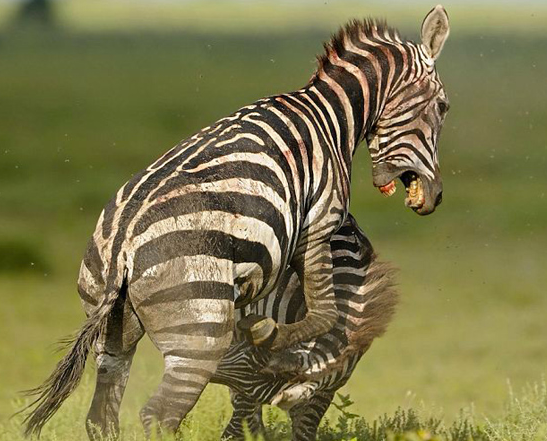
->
<box><xmin>0</xmin><ymin>0</ymin><xmax>546</xmax><ymax>439</ymax></box>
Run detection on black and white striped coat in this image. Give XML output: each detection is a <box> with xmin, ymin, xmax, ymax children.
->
<box><xmin>23</xmin><ymin>6</ymin><xmax>449</xmax><ymax>439</ymax></box>
<box><xmin>212</xmin><ymin>214</ymin><xmax>398</xmax><ymax>440</ymax></box>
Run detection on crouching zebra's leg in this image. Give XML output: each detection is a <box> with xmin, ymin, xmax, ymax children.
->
<box><xmin>221</xmin><ymin>391</ymin><xmax>264</xmax><ymax>440</ymax></box>
<box><xmin>240</xmin><ymin>239</ymin><xmax>338</xmax><ymax>351</ymax></box>
<box><xmin>129</xmin><ymin>272</ymin><xmax>235</xmax><ymax>437</ymax></box>
<box><xmin>289</xmin><ymin>390</ymin><xmax>334</xmax><ymax>441</ymax></box>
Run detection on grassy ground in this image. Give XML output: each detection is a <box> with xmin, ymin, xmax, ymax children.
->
<box><xmin>0</xmin><ymin>2</ymin><xmax>547</xmax><ymax>440</ymax></box>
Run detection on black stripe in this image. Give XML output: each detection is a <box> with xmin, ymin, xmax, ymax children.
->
<box><xmin>172</xmin><ymin>366</ymin><xmax>214</xmax><ymax>378</ymax></box>
<box><xmin>150</xmin><ymin>161</ymin><xmax>288</xmax><ymax>203</ymax></box>
<box><xmin>383</xmin><ymin>128</ymin><xmax>433</xmax><ymax>157</ymax></box>
<box><xmin>384</xmin><ymin>142</ymin><xmax>436</xmax><ymax>174</ymax></box>
<box><xmin>82</xmin><ymin>238</ymin><xmax>104</xmax><ymax>284</ymax></box>
<box><xmin>104</xmin><ymin>120</ymin><xmax>243</xmax><ymax>290</ymax></box>
<box><xmin>333</xmin><ymin>272</ymin><xmax>365</xmax><ymax>287</ymax></box>
<box><xmin>77</xmin><ymin>286</ymin><xmax>98</xmax><ymax>307</ymax></box>
<box><xmin>133</xmin><ymin>192</ymin><xmax>287</xmax><ymax>251</ymax></box>
<box><xmin>305</xmin><ymin>91</ymin><xmax>340</xmax><ymax>149</ymax></box>
<box><xmin>322</xmin><ymin>58</ymin><xmax>365</xmax><ymax>149</ymax></box>
<box><xmin>120</xmin><ymin>169</ymin><xmax>148</xmax><ymax>202</ymax></box>
<box><xmin>311</xmin><ymin>79</ymin><xmax>349</xmax><ymax>169</ymax></box>
<box><xmin>132</xmin><ymin>230</ymin><xmax>272</xmax><ymax>285</ymax></box>
<box><xmin>162</xmin><ymin>375</ymin><xmax>206</xmax><ymax>390</ymax></box>
<box><xmin>165</xmin><ymin>348</ymin><xmax>228</xmax><ymax>361</ymax></box>
<box><xmin>136</xmin><ymin>281</ymin><xmax>234</xmax><ymax>308</ymax></box>
<box><xmin>157</xmin><ymin>322</ymin><xmax>231</xmax><ymax>338</ymax></box>
<box><xmin>101</xmin><ymin>196</ymin><xmax>118</xmax><ymax>239</ymax></box>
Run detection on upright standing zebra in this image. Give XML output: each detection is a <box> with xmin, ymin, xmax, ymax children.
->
<box><xmin>212</xmin><ymin>214</ymin><xmax>398</xmax><ymax>441</ymax></box>
<box><xmin>23</xmin><ymin>5</ymin><xmax>450</xmax><ymax>439</ymax></box>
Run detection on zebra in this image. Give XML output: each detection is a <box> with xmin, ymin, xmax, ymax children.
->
<box><xmin>212</xmin><ymin>213</ymin><xmax>398</xmax><ymax>441</ymax></box>
<box><xmin>22</xmin><ymin>5</ymin><xmax>450</xmax><ymax>439</ymax></box>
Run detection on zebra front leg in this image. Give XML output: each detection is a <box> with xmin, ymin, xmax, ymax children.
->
<box><xmin>221</xmin><ymin>391</ymin><xmax>264</xmax><ymax>440</ymax></box>
<box><xmin>241</xmin><ymin>240</ymin><xmax>338</xmax><ymax>351</ymax></box>
<box><xmin>289</xmin><ymin>390</ymin><xmax>334</xmax><ymax>441</ymax></box>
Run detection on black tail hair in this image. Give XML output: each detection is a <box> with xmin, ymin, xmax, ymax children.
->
<box><xmin>20</xmin><ymin>291</ymin><xmax>119</xmax><ymax>437</ymax></box>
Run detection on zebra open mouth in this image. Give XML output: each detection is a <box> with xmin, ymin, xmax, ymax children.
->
<box><xmin>377</xmin><ymin>171</ymin><xmax>425</xmax><ymax>210</ymax></box>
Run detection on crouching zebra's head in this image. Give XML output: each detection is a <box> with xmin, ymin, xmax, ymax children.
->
<box><xmin>368</xmin><ymin>5</ymin><xmax>450</xmax><ymax>215</ymax></box>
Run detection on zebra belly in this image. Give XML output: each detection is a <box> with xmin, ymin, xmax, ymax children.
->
<box><xmin>212</xmin><ymin>340</ymin><xmax>362</xmax><ymax>409</ymax></box>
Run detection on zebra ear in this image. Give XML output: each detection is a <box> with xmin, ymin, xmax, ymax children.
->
<box><xmin>421</xmin><ymin>5</ymin><xmax>450</xmax><ymax>61</ymax></box>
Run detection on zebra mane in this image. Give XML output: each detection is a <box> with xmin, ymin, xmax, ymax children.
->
<box><xmin>316</xmin><ymin>18</ymin><xmax>404</xmax><ymax>73</ymax></box>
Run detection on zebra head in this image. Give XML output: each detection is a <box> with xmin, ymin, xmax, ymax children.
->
<box><xmin>369</xmin><ymin>5</ymin><xmax>450</xmax><ymax>215</ymax></box>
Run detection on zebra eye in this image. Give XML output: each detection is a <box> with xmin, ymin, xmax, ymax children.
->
<box><xmin>437</xmin><ymin>101</ymin><xmax>449</xmax><ymax>114</ymax></box>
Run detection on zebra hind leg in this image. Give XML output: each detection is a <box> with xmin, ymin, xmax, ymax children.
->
<box><xmin>221</xmin><ymin>391</ymin><xmax>264</xmax><ymax>440</ymax></box>
<box><xmin>86</xmin><ymin>286</ymin><xmax>145</xmax><ymax>440</ymax></box>
<box><xmin>289</xmin><ymin>390</ymin><xmax>334</xmax><ymax>441</ymax></box>
<box><xmin>130</xmin><ymin>277</ymin><xmax>235</xmax><ymax>437</ymax></box>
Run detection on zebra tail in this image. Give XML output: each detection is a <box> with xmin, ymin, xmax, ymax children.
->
<box><xmin>20</xmin><ymin>289</ymin><xmax>120</xmax><ymax>438</ymax></box>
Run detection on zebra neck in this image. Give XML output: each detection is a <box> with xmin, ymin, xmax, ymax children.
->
<box><xmin>308</xmin><ymin>37</ymin><xmax>406</xmax><ymax>164</ymax></box>
<box><xmin>306</xmin><ymin>56</ymin><xmax>394</xmax><ymax>167</ymax></box>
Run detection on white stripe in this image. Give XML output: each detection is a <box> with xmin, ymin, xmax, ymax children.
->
<box><xmin>157</xmin><ymin>332</ymin><xmax>233</xmax><ymax>353</ymax></box>
<box><xmin>174</xmin><ymin>298</ymin><xmax>232</xmax><ymax>323</ymax></box>
<box><xmin>214</xmin><ymin>132</ymin><xmax>265</xmax><ymax>148</ymax></box>
<box><xmin>164</xmin><ymin>356</ymin><xmax>220</xmax><ymax>373</ymax></box>
<box><xmin>139</xmin><ymin>255</ymin><xmax>234</xmax><ymax>284</ymax></box>
<box><xmin>78</xmin><ymin>260</ymin><xmax>101</xmax><ymax>292</ymax></box>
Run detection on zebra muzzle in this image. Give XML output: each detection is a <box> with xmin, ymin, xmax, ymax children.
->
<box><xmin>261</xmin><ymin>350</ymin><xmax>303</xmax><ymax>377</ymax></box>
<box><xmin>378</xmin><ymin>180</ymin><xmax>397</xmax><ymax>197</ymax></box>
<box><xmin>377</xmin><ymin>173</ymin><xmax>425</xmax><ymax>210</ymax></box>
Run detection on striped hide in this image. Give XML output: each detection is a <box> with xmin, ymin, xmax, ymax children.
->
<box><xmin>23</xmin><ymin>6</ymin><xmax>449</xmax><ymax>439</ymax></box>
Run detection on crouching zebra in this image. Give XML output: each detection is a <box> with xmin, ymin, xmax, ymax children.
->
<box><xmin>212</xmin><ymin>214</ymin><xmax>397</xmax><ymax>441</ymax></box>
<box><xmin>22</xmin><ymin>5</ymin><xmax>449</xmax><ymax>439</ymax></box>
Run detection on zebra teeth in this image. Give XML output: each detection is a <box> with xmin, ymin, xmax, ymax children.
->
<box><xmin>404</xmin><ymin>176</ymin><xmax>425</xmax><ymax>208</ymax></box>
<box><xmin>378</xmin><ymin>180</ymin><xmax>396</xmax><ymax>197</ymax></box>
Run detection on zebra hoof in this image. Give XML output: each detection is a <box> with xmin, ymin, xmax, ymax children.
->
<box><xmin>270</xmin><ymin>383</ymin><xmax>316</xmax><ymax>410</ymax></box>
<box><xmin>262</xmin><ymin>351</ymin><xmax>302</xmax><ymax>376</ymax></box>
<box><xmin>237</xmin><ymin>315</ymin><xmax>278</xmax><ymax>348</ymax></box>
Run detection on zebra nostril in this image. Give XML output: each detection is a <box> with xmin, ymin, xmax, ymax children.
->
<box><xmin>435</xmin><ymin>191</ymin><xmax>443</xmax><ymax>206</ymax></box>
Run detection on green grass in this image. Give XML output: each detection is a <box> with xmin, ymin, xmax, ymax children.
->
<box><xmin>2</xmin><ymin>381</ymin><xmax>547</xmax><ymax>440</ymax></box>
<box><xmin>0</xmin><ymin>4</ymin><xmax>546</xmax><ymax>440</ymax></box>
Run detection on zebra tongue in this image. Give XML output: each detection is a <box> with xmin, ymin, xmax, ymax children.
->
<box><xmin>378</xmin><ymin>180</ymin><xmax>396</xmax><ymax>197</ymax></box>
